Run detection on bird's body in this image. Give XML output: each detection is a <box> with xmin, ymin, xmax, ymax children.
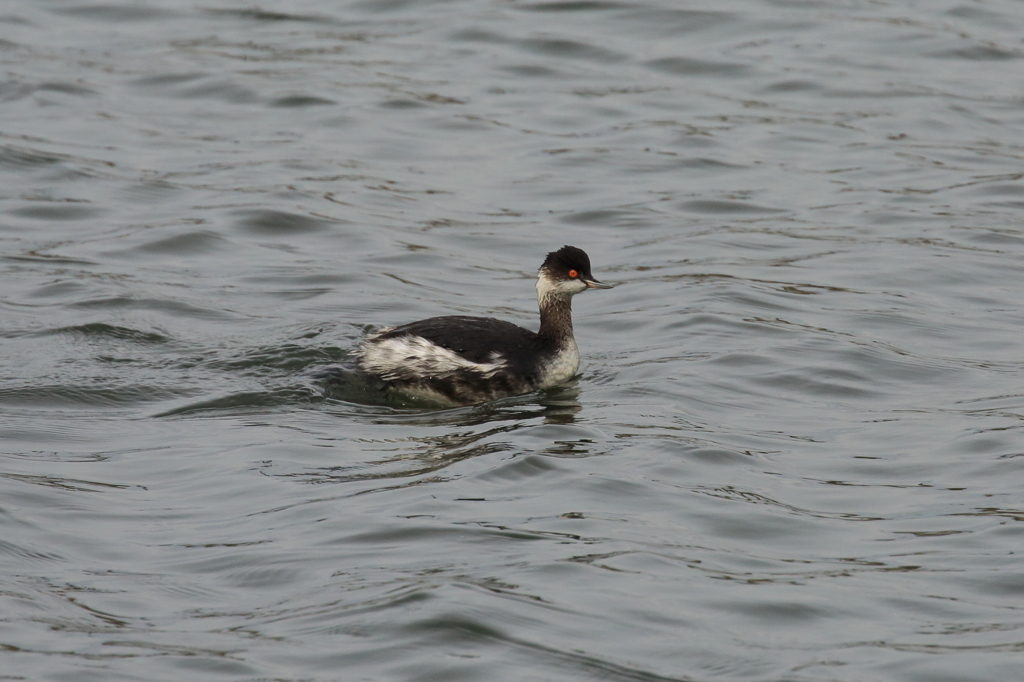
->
<box><xmin>356</xmin><ymin>245</ymin><xmax>612</xmax><ymax>405</ymax></box>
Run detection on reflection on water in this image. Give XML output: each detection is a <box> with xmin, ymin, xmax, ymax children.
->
<box><xmin>314</xmin><ymin>360</ymin><xmax>582</xmax><ymax>419</ymax></box>
<box><xmin>296</xmin><ymin>371</ymin><xmax>585</xmax><ymax>484</ymax></box>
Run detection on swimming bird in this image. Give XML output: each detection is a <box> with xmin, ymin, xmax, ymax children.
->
<box><xmin>356</xmin><ymin>245</ymin><xmax>613</xmax><ymax>405</ymax></box>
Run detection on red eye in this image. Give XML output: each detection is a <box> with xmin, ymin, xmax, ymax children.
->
<box><xmin>568</xmin><ymin>269</ymin><xmax>578</xmax><ymax>278</ymax></box>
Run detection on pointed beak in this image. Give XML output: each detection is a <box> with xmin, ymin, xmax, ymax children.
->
<box><xmin>584</xmin><ymin>278</ymin><xmax>614</xmax><ymax>289</ymax></box>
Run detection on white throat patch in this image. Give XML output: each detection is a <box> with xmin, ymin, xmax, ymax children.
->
<box><xmin>536</xmin><ymin>269</ymin><xmax>586</xmax><ymax>301</ymax></box>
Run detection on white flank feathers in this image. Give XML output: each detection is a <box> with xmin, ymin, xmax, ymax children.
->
<box><xmin>358</xmin><ymin>334</ymin><xmax>507</xmax><ymax>382</ymax></box>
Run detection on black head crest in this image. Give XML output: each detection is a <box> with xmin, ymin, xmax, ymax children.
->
<box><xmin>542</xmin><ymin>245</ymin><xmax>592</xmax><ymax>276</ymax></box>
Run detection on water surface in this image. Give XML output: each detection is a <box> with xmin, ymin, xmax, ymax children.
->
<box><xmin>3</xmin><ymin>1</ymin><xmax>1024</xmax><ymax>680</ymax></box>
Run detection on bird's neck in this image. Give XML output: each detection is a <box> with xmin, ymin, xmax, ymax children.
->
<box><xmin>537</xmin><ymin>293</ymin><xmax>574</xmax><ymax>345</ymax></box>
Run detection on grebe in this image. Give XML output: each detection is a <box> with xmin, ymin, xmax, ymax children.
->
<box><xmin>356</xmin><ymin>245</ymin><xmax>613</xmax><ymax>405</ymax></box>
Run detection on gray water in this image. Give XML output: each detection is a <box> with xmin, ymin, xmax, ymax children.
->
<box><xmin>3</xmin><ymin>1</ymin><xmax>1024</xmax><ymax>680</ymax></box>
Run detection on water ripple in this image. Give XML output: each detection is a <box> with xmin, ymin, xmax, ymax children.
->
<box><xmin>3</xmin><ymin>1</ymin><xmax>1024</xmax><ymax>680</ymax></box>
